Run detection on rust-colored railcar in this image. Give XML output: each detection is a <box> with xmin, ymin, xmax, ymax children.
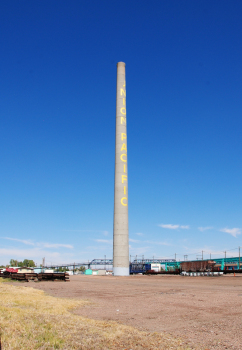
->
<box><xmin>180</xmin><ymin>260</ymin><xmax>216</xmax><ymax>272</ymax></box>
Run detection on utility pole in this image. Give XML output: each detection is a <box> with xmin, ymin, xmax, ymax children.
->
<box><xmin>202</xmin><ymin>250</ymin><xmax>204</xmax><ymax>260</ymax></box>
<box><xmin>104</xmin><ymin>255</ymin><xmax>106</xmax><ymax>271</ymax></box>
<box><xmin>210</xmin><ymin>253</ymin><xmax>211</xmax><ymax>260</ymax></box>
<box><xmin>175</xmin><ymin>253</ymin><xmax>176</xmax><ymax>261</ymax></box>
<box><xmin>42</xmin><ymin>257</ymin><xmax>45</xmax><ymax>273</ymax></box>
<box><xmin>224</xmin><ymin>251</ymin><xmax>226</xmax><ymax>270</ymax></box>
<box><xmin>239</xmin><ymin>247</ymin><xmax>240</xmax><ymax>270</ymax></box>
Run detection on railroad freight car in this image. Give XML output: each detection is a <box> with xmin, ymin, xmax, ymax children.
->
<box><xmin>180</xmin><ymin>260</ymin><xmax>216</xmax><ymax>272</ymax></box>
<box><xmin>129</xmin><ymin>263</ymin><xmax>151</xmax><ymax>274</ymax></box>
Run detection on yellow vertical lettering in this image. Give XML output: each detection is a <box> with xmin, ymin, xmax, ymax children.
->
<box><xmin>120</xmin><ymin>107</ymin><xmax>126</xmax><ymax>115</ymax></box>
<box><xmin>120</xmin><ymin>154</ymin><xmax>127</xmax><ymax>162</ymax></box>
<box><xmin>121</xmin><ymin>143</ymin><xmax>127</xmax><ymax>152</ymax></box>
<box><xmin>120</xmin><ymin>88</ymin><xmax>126</xmax><ymax>96</ymax></box>
<box><xmin>121</xmin><ymin>197</ymin><xmax>127</xmax><ymax>206</ymax></box>
<box><xmin>124</xmin><ymin>186</ymin><xmax>126</xmax><ymax>195</ymax></box>
<box><xmin>123</xmin><ymin>164</ymin><xmax>126</xmax><ymax>173</ymax></box>
<box><xmin>123</xmin><ymin>98</ymin><xmax>125</xmax><ymax>105</ymax></box>
<box><xmin>122</xmin><ymin>175</ymin><xmax>127</xmax><ymax>183</ymax></box>
<box><xmin>121</xmin><ymin>133</ymin><xmax>126</xmax><ymax>140</ymax></box>
<box><xmin>120</xmin><ymin>117</ymin><xmax>126</xmax><ymax>124</ymax></box>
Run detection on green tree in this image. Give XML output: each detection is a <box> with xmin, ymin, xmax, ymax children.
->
<box><xmin>57</xmin><ymin>267</ymin><xmax>69</xmax><ymax>272</ymax></box>
<box><xmin>22</xmin><ymin>259</ymin><xmax>36</xmax><ymax>267</ymax></box>
<box><xmin>9</xmin><ymin>259</ymin><xmax>18</xmax><ymax>267</ymax></box>
<box><xmin>79</xmin><ymin>266</ymin><xmax>86</xmax><ymax>272</ymax></box>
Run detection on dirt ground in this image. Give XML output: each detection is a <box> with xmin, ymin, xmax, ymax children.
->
<box><xmin>14</xmin><ymin>274</ymin><xmax>242</xmax><ymax>349</ymax></box>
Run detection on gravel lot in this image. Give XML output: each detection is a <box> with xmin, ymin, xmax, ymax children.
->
<box><xmin>16</xmin><ymin>274</ymin><xmax>242</xmax><ymax>349</ymax></box>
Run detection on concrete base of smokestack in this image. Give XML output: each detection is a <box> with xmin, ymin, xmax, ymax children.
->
<box><xmin>113</xmin><ymin>267</ymin><xmax>129</xmax><ymax>276</ymax></box>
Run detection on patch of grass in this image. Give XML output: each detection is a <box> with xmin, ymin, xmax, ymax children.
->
<box><xmin>0</xmin><ymin>277</ymin><xmax>12</xmax><ymax>283</ymax></box>
<box><xmin>0</xmin><ymin>278</ymin><xmax>192</xmax><ymax>349</ymax></box>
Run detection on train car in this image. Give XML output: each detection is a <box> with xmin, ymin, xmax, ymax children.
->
<box><xmin>180</xmin><ymin>260</ymin><xmax>216</xmax><ymax>272</ymax></box>
<box><xmin>129</xmin><ymin>263</ymin><xmax>151</xmax><ymax>274</ymax></box>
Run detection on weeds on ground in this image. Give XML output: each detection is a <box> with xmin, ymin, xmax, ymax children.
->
<box><xmin>0</xmin><ymin>278</ymin><xmax>191</xmax><ymax>349</ymax></box>
<box><xmin>0</xmin><ymin>277</ymin><xmax>12</xmax><ymax>282</ymax></box>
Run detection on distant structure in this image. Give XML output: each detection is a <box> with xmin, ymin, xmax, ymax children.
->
<box><xmin>113</xmin><ymin>62</ymin><xmax>129</xmax><ymax>276</ymax></box>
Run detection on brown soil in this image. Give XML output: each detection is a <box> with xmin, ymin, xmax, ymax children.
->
<box><xmin>13</xmin><ymin>274</ymin><xmax>242</xmax><ymax>349</ymax></box>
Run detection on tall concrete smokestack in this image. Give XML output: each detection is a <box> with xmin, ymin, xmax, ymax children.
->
<box><xmin>113</xmin><ymin>62</ymin><xmax>129</xmax><ymax>276</ymax></box>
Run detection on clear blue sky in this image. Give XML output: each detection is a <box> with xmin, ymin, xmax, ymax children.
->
<box><xmin>1</xmin><ymin>1</ymin><xmax>242</xmax><ymax>265</ymax></box>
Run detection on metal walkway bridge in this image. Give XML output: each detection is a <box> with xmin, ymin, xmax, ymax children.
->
<box><xmin>41</xmin><ymin>258</ymin><xmax>176</xmax><ymax>271</ymax></box>
<box><xmin>42</xmin><ymin>259</ymin><xmax>113</xmax><ymax>270</ymax></box>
